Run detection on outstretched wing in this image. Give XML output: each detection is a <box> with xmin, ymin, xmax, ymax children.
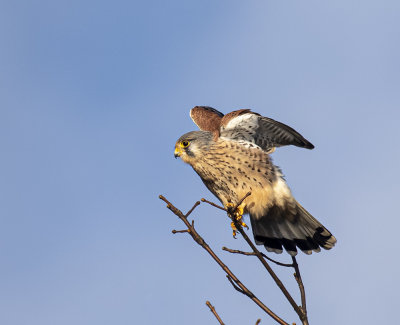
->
<box><xmin>220</xmin><ymin>110</ymin><xmax>314</xmax><ymax>152</ymax></box>
<box><xmin>190</xmin><ymin>106</ymin><xmax>224</xmax><ymax>133</ymax></box>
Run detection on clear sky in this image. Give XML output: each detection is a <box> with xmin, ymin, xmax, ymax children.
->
<box><xmin>1</xmin><ymin>1</ymin><xmax>399</xmax><ymax>324</ymax></box>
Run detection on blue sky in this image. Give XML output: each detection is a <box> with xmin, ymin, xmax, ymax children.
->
<box><xmin>1</xmin><ymin>1</ymin><xmax>399</xmax><ymax>324</ymax></box>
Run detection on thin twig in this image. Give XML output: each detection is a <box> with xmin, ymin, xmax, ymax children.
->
<box><xmin>222</xmin><ymin>247</ymin><xmax>293</xmax><ymax>267</ymax></box>
<box><xmin>206</xmin><ymin>301</ymin><xmax>225</xmax><ymax>325</ymax></box>
<box><xmin>292</xmin><ymin>256</ymin><xmax>308</xmax><ymax>325</ymax></box>
<box><xmin>255</xmin><ymin>319</ymin><xmax>261</xmax><ymax>325</ymax></box>
<box><xmin>185</xmin><ymin>201</ymin><xmax>201</xmax><ymax>217</ymax></box>
<box><xmin>234</xmin><ymin>223</ymin><xmax>305</xmax><ymax>321</ymax></box>
<box><xmin>222</xmin><ymin>247</ymin><xmax>256</xmax><ymax>256</ymax></box>
<box><xmin>201</xmin><ymin>198</ymin><xmax>226</xmax><ymax>211</ymax></box>
<box><xmin>172</xmin><ymin>229</ymin><xmax>190</xmax><ymax>234</ymax></box>
<box><xmin>226</xmin><ymin>275</ymin><xmax>247</xmax><ymax>295</ymax></box>
<box><xmin>233</xmin><ymin>191</ymin><xmax>252</xmax><ymax>211</ymax></box>
<box><xmin>161</xmin><ymin>193</ymin><xmax>309</xmax><ymax>325</ymax></box>
<box><xmin>159</xmin><ymin>195</ymin><xmax>289</xmax><ymax>325</ymax></box>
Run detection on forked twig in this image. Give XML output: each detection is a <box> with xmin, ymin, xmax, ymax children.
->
<box><xmin>292</xmin><ymin>256</ymin><xmax>307</xmax><ymax>320</ymax></box>
<box><xmin>222</xmin><ymin>247</ymin><xmax>308</xmax><ymax>324</ymax></box>
<box><xmin>160</xmin><ymin>193</ymin><xmax>309</xmax><ymax>325</ymax></box>
<box><xmin>159</xmin><ymin>195</ymin><xmax>289</xmax><ymax>325</ymax></box>
<box><xmin>221</xmin><ymin>194</ymin><xmax>306</xmax><ymax>322</ymax></box>
<box><xmin>226</xmin><ymin>275</ymin><xmax>247</xmax><ymax>295</ymax></box>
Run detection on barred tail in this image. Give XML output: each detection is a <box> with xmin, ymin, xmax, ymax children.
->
<box><xmin>250</xmin><ymin>201</ymin><xmax>336</xmax><ymax>256</ymax></box>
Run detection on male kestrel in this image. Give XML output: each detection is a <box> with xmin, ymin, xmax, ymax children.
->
<box><xmin>174</xmin><ymin>106</ymin><xmax>336</xmax><ymax>255</ymax></box>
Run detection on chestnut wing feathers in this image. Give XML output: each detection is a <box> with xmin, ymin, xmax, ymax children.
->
<box><xmin>190</xmin><ymin>106</ymin><xmax>224</xmax><ymax>133</ymax></box>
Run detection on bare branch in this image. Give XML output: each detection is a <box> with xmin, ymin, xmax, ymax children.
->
<box><xmin>206</xmin><ymin>301</ymin><xmax>225</xmax><ymax>325</ymax></box>
<box><xmin>226</xmin><ymin>275</ymin><xmax>247</xmax><ymax>295</ymax></box>
<box><xmin>201</xmin><ymin>198</ymin><xmax>226</xmax><ymax>211</ymax></box>
<box><xmin>172</xmin><ymin>229</ymin><xmax>190</xmax><ymax>234</ymax></box>
<box><xmin>226</xmin><ymin>193</ymin><xmax>307</xmax><ymax>323</ymax></box>
<box><xmin>185</xmin><ymin>201</ymin><xmax>201</xmax><ymax>217</ymax></box>
<box><xmin>235</xmin><ymin>226</ymin><xmax>305</xmax><ymax>320</ymax></box>
<box><xmin>222</xmin><ymin>247</ymin><xmax>293</xmax><ymax>268</ymax></box>
<box><xmin>159</xmin><ymin>194</ymin><xmax>289</xmax><ymax>325</ymax></box>
<box><xmin>160</xmin><ymin>193</ymin><xmax>310</xmax><ymax>325</ymax></box>
<box><xmin>233</xmin><ymin>191</ymin><xmax>252</xmax><ymax>211</ymax></box>
<box><xmin>222</xmin><ymin>246</ymin><xmax>256</xmax><ymax>256</ymax></box>
<box><xmin>261</xmin><ymin>254</ymin><xmax>293</xmax><ymax>268</ymax></box>
<box><xmin>292</xmin><ymin>256</ymin><xmax>308</xmax><ymax>325</ymax></box>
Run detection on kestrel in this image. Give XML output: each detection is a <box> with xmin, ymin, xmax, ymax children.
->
<box><xmin>174</xmin><ymin>106</ymin><xmax>336</xmax><ymax>255</ymax></box>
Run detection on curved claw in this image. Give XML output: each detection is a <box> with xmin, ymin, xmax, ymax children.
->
<box><xmin>226</xmin><ymin>203</ymin><xmax>247</xmax><ymax>237</ymax></box>
<box><xmin>230</xmin><ymin>222</ymin><xmax>238</xmax><ymax>238</ymax></box>
<box><xmin>241</xmin><ymin>220</ymin><xmax>249</xmax><ymax>230</ymax></box>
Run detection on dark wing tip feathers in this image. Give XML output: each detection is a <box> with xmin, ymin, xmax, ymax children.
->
<box><xmin>302</xmin><ymin>140</ymin><xmax>314</xmax><ymax>150</ymax></box>
<box><xmin>260</xmin><ymin>116</ymin><xmax>315</xmax><ymax>150</ymax></box>
<box><xmin>297</xmin><ymin>139</ymin><xmax>314</xmax><ymax>150</ymax></box>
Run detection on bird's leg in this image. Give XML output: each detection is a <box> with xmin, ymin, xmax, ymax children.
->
<box><xmin>225</xmin><ymin>203</ymin><xmax>248</xmax><ymax>238</ymax></box>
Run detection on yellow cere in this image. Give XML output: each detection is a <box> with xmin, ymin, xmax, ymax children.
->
<box><xmin>174</xmin><ymin>147</ymin><xmax>182</xmax><ymax>156</ymax></box>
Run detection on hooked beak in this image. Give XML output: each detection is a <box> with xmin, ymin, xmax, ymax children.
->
<box><xmin>174</xmin><ymin>146</ymin><xmax>182</xmax><ymax>158</ymax></box>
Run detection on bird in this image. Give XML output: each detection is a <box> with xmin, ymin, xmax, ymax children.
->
<box><xmin>174</xmin><ymin>106</ymin><xmax>336</xmax><ymax>256</ymax></box>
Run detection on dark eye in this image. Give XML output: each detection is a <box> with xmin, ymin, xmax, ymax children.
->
<box><xmin>181</xmin><ymin>141</ymin><xmax>190</xmax><ymax>148</ymax></box>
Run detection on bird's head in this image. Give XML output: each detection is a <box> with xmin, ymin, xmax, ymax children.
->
<box><xmin>174</xmin><ymin>131</ymin><xmax>212</xmax><ymax>165</ymax></box>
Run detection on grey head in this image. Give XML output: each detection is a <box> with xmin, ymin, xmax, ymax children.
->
<box><xmin>174</xmin><ymin>130</ymin><xmax>213</xmax><ymax>164</ymax></box>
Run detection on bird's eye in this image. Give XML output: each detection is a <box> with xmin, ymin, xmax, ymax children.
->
<box><xmin>180</xmin><ymin>141</ymin><xmax>190</xmax><ymax>148</ymax></box>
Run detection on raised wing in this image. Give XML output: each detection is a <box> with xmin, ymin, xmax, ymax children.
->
<box><xmin>220</xmin><ymin>110</ymin><xmax>314</xmax><ymax>152</ymax></box>
<box><xmin>190</xmin><ymin>106</ymin><xmax>224</xmax><ymax>133</ymax></box>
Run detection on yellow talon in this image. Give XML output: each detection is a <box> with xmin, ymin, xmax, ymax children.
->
<box><xmin>240</xmin><ymin>219</ymin><xmax>249</xmax><ymax>230</ymax></box>
<box><xmin>235</xmin><ymin>213</ymin><xmax>249</xmax><ymax>230</ymax></box>
<box><xmin>226</xmin><ymin>203</ymin><xmax>248</xmax><ymax>237</ymax></box>
<box><xmin>231</xmin><ymin>222</ymin><xmax>237</xmax><ymax>238</ymax></box>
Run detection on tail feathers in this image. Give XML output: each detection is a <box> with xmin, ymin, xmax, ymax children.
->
<box><xmin>250</xmin><ymin>201</ymin><xmax>336</xmax><ymax>256</ymax></box>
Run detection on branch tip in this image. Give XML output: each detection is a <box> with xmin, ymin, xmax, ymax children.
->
<box><xmin>223</xmin><ymin>246</ymin><xmax>256</xmax><ymax>256</ymax></box>
<box><xmin>206</xmin><ymin>300</ymin><xmax>225</xmax><ymax>325</ymax></box>
<box><xmin>201</xmin><ymin>198</ymin><xmax>226</xmax><ymax>211</ymax></box>
<box><xmin>172</xmin><ymin>229</ymin><xmax>189</xmax><ymax>234</ymax></box>
<box><xmin>185</xmin><ymin>201</ymin><xmax>201</xmax><ymax>217</ymax></box>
